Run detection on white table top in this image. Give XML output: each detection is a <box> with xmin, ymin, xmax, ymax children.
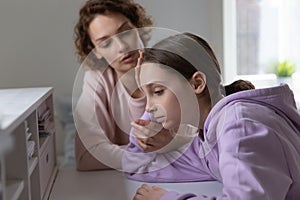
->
<box><xmin>49</xmin><ymin>168</ymin><xmax>223</xmax><ymax>200</ymax></box>
<box><xmin>0</xmin><ymin>87</ymin><xmax>52</xmax><ymax>134</ymax></box>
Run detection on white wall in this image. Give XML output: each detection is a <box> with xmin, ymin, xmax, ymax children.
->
<box><xmin>0</xmin><ymin>0</ymin><xmax>223</xmax><ymax>98</ymax></box>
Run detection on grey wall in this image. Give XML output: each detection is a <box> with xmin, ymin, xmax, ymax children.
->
<box><xmin>0</xmin><ymin>0</ymin><xmax>84</xmax><ymax>97</ymax></box>
<box><xmin>136</xmin><ymin>0</ymin><xmax>223</xmax><ymax>67</ymax></box>
<box><xmin>0</xmin><ymin>0</ymin><xmax>223</xmax><ymax>98</ymax></box>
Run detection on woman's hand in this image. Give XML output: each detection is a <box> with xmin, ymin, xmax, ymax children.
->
<box><xmin>134</xmin><ymin>184</ymin><xmax>167</xmax><ymax>200</ymax></box>
<box><xmin>135</xmin><ymin>49</ymin><xmax>143</xmax><ymax>88</ymax></box>
<box><xmin>131</xmin><ymin>119</ymin><xmax>174</xmax><ymax>152</ymax></box>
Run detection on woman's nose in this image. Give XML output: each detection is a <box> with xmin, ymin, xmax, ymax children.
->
<box><xmin>114</xmin><ymin>37</ymin><xmax>128</xmax><ymax>53</ymax></box>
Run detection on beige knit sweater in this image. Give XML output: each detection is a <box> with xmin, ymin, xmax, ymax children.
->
<box><xmin>74</xmin><ymin>67</ymin><xmax>145</xmax><ymax>171</ymax></box>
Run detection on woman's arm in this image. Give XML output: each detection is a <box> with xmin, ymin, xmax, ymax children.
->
<box><xmin>74</xmin><ymin>70</ymin><xmax>126</xmax><ymax>171</ymax></box>
<box><xmin>75</xmin><ymin>130</ymin><xmax>111</xmax><ymax>170</ymax></box>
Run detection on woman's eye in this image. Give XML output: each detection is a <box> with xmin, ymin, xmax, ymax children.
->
<box><xmin>154</xmin><ymin>89</ymin><xmax>164</xmax><ymax>95</ymax></box>
<box><xmin>99</xmin><ymin>39</ymin><xmax>112</xmax><ymax>48</ymax></box>
<box><xmin>119</xmin><ymin>30</ymin><xmax>131</xmax><ymax>37</ymax></box>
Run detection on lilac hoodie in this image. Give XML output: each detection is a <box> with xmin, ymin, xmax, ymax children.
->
<box><xmin>123</xmin><ymin>84</ymin><xmax>300</xmax><ymax>200</ymax></box>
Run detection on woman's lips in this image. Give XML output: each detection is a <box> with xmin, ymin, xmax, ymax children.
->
<box><xmin>120</xmin><ymin>52</ymin><xmax>135</xmax><ymax>64</ymax></box>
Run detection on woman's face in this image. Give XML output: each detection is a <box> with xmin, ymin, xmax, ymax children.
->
<box><xmin>88</xmin><ymin>13</ymin><xmax>142</xmax><ymax>76</ymax></box>
<box><xmin>139</xmin><ymin>63</ymin><xmax>199</xmax><ymax>131</ymax></box>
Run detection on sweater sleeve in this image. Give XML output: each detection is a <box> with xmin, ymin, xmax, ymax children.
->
<box><xmin>74</xmin><ymin>70</ymin><xmax>126</xmax><ymax>171</ymax></box>
<box><xmin>160</xmin><ymin>115</ymin><xmax>293</xmax><ymax>199</ymax></box>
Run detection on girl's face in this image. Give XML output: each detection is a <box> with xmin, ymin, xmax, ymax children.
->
<box><xmin>139</xmin><ymin>63</ymin><xmax>199</xmax><ymax>131</ymax></box>
<box><xmin>88</xmin><ymin>13</ymin><xmax>142</xmax><ymax>77</ymax></box>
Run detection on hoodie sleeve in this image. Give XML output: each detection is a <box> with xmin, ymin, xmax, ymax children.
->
<box><xmin>160</xmin><ymin>109</ymin><xmax>293</xmax><ymax>200</ymax></box>
<box><xmin>123</xmin><ymin>114</ymin><xmax>213</xmax><ymax>183</ymax></box>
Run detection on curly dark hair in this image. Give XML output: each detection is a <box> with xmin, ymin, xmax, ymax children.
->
<box><xmin>74</xmin><ymin>0</ymin><xmax>153</xmax><ymax>63</ymax></box>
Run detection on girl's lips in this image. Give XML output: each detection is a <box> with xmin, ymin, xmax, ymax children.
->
<box><xmin>154</xmin><ymin>116</ymin><xmax>166</xmax><ymax>123</ymax></box>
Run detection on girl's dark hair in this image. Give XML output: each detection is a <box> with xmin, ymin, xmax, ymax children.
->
<box><xmin>224</xmin><ymin>79</ymin><xmax>255</xmax><ymax>95</ymax></box>
<box><xmin>142</xmin><ymin>33</ymin><xmax>255</xmax><ymax>97</ymax></box>
<box><xmin>74</xmin><ymin>0</ymin><xmax>153</xmax><ymax>63</ymax></box>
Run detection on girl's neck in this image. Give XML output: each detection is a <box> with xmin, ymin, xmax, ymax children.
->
<box><xmin>198</xmin><ymin>93</ymin><xmax>223</xmax><ymax>130</ymax></box>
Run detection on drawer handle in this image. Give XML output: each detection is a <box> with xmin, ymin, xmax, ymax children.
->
<box><xmin>46</xmin><ymin>154</ymin><xmax>49</xmax><ymax>163</ymax></box>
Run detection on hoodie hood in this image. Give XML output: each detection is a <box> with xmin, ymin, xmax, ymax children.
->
<box><xmin>207</xmin><ymin>84</ymin><xmax>300</xmax><ymax>132</ymax></box>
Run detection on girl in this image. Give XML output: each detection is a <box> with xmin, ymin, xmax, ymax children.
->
<box><xmin>123</xmin><ymin>33</ymin><xmax>300</xmax><ymax>199</ymax></box>
<box><xmin>73</xmin><ymin>0</ymin><xmax>173</xmax><ymax>171</ymax></box>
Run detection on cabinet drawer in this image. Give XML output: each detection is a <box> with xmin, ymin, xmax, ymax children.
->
<box><xmin>39</xmin><ymin>134</ymin><xmax>55</xmax><ymax>198</ymax></box>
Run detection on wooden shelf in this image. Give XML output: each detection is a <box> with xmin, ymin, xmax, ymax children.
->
<box><xmin>6</xmin><ymin>180</ymin><xmax>24</xmax><ymax>200</ymax></box>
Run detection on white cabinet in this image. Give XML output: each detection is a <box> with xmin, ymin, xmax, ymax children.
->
<box><xmin>0</xmin><ymin>87</ymin><xmax>57</xmax><ymax>200</ymax></box>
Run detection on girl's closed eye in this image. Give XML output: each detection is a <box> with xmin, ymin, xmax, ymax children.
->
<box><xmin>154</xmin><ymin>88</ymin><xmax>164</xmax><ymax>96</ymax></box>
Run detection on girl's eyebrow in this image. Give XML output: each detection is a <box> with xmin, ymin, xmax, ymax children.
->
<box><xmin>143</xmin><ymin>81</ymin><xmax>168</xmax><ymax>87</ymax></box>
<box><xmin>141</xmin><ymin>82</ymin><xmax>166</xmax><ymax>94</ymax></box>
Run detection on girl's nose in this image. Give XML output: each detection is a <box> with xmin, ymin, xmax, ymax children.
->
<box><xmin>145</xmin><ymin>102</ymin><xmax>156</xmax><ymax>113</ymax></box>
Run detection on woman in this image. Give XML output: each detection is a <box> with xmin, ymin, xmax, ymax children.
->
<box><xmin>73</xmin><ymin>0</ymin><xmax>172</xmax><ymax>171</ymax></box>
<box><xmin>123</xmin><ymin>33</ymin><xmax>300</xmax><ymax>199</ymax></box>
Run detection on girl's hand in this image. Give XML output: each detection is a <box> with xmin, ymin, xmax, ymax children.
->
<box><xmin>133</xmin><ymin>184</ymin><xmax>167</xmax><ymax>200</ymax></box>
<box><xmin>131</xmin><ymin>119</ymin><xmax>174</xmax><ymax>152</ymax></box>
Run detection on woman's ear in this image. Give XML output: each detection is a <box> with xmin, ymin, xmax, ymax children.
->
<box><xmin>190</xmin><ymin>71</ymin><xmax>206</xmax><ymax>94</ymax></box>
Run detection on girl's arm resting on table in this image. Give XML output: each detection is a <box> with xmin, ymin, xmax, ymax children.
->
<box><xmin>123</xmin><ymin>132</ymin><xmax>213</xmax><ymax>183</ymax></box>
<box><xmin>159</xmin><ymin>120</ymin><xmax>293</xmax><ymax>200</ymax></box>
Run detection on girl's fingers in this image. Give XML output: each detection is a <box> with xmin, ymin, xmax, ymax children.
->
<box><xmin>141</xmin><ymin>184</ymin><xmax>152</xmax><ymax>191</ymax></box>
<box><xmin>131</xmin><ymin>121</ymin><xmax>147</xmax><ymax>132</ymax></box>
<box><xmin>133</xmin><ymin>131</ymin><xmax>153</xmax><ymax>145</ymax></box>
<box><xmin>135</xmin><ymin>119</ymin><xmax>151</xmax><ymax>126</ymax></box>
<box><xmin>133</xmin><ymin>194</ymin><xmax>143</xmax><ymax>200</ymax></box>
<box><xmin>131</xmin><ymin>121</ymin><xmax>154</xmax><ymax>137</ymax></box>
<box><xmin>136</xmin><ymin>137</ymin><xmax>155</xmax><ymax>151</ymax></box>
<box><xmin>136</xmin><ymin>138</ymin><xmax>148</xmax><ymax>150</ymax></box>
<box><xmin>136</xmin><ymin>188</ymin><xmax>147</xmax><ymax>195</ymax></box>
<box><xmin>133</xmin><ymin>119</ymin><xmax>163</xmax><ymax>133</ymax></box>
<box><xmin>152</xmin><ymin>186</ymin><xmax>163</xmax><ymax>191</ymax></box>
<box><xmin>132</xmin><ymin>129</ymin><xmax>148</xmax><ymax>139</ymax></box>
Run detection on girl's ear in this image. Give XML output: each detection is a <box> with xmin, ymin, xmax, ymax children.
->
<box><xmin>191</xmin><ymin>71</ymin><xmax>206</xmax><ymax>94</ymax></box>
